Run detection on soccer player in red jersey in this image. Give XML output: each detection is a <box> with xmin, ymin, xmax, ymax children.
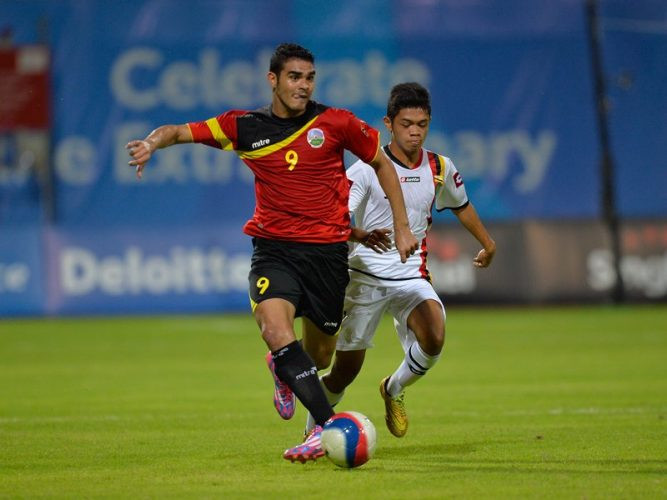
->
<box><xmin>126</xmin><ymin>43</ymin><xmax>418</xmax><ymax>459</ymax></box>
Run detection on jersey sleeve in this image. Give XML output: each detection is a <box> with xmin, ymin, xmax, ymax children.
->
<box><xmin>339</xmin><ymin>110</ymin><xmax>380</xmax><ymax>164</ymax></box>
<box><xmin>436</xmin><ymin>156</ymin><xmax>469</xmax><ymax>211</ymax></box>
<box><xmin>187</xmin><ymin>111</ymin><xmax>240</xmax><ymax>150</ymax></box>
<box><xmin>346</xmin><ymin>160</ymin><xmax>372</xmax><ymax>213</ymax></box>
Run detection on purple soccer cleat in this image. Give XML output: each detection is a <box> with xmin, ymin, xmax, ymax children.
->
<box><xmin>283</xmin><ymin>425</ymin><xmax>325</xmax><ymax>463</ymax></box>
<box><xmin>265</xmin><ymin>351</ymin><xmax>296</xmax><ymax>419</ymax></box>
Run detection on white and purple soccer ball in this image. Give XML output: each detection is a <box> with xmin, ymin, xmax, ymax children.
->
<box><xmin>321</xmin><ymin>411</ymin><xmax>377</xmax><ymax>468</ymax></box>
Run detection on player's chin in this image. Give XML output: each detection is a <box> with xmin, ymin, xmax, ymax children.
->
<box><xmin>290</xmin><ymin>98</ymin><xmax>309</xmax><ymax>110</ymax></box>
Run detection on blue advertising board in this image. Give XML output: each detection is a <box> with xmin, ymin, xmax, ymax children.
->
<box><xmin>42</xmin><ymin>224</ymin><xmax>253</xmax><ymax>315</ymax></box>
<box><xmin>601</xmin><ymin>0</ymin><xmax>667</xmax><ymax>217</ymax></box>
<box><xmin>0</xmin><ymin>227</ymin><xmax>45</xmax><ymax>316</ymax></box>
<box><xmin>1</xmin><ymin>0</ymin><xmax>665</xmax><ymax>316</ymax></box>
<box><xmin>3</xmin><ymin>0</ymin><xmax>665</xmax><ymax>227</ymax></box>
<box><xmin>0</xmin><ymin>0</ymin><xmax>631</xmax><ymax>225</ymax></box>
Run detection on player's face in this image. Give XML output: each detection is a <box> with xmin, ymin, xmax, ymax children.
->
<box><xmin>268</xmin><ymin>58</ymin><xmax>316</xmax><ymax>118</ymax></box>
<box><xmin>384</xmin><ymin>107</ymin><xmax>431</xmax><ymax>156</ymax></box>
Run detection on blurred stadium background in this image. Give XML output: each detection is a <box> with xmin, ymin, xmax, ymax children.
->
<box><xmin>1</xmin><ymin>0</ymin><xmax>666</xmax><ymax>317</ymax></box>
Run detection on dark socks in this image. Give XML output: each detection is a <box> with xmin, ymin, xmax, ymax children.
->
<box><xmin>272</xmin><ymin>340</ymin><xmax>334</xmax><ymax>426</ymax></box>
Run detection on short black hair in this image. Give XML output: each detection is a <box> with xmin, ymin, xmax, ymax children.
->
<box><xmin>269</xmin><ymin>43</ymin><xmax>314</xmax><ymax>74</ymax></box>
<box><xmin>386</xmin><ymin>82</ymin><xmax>431</xmax><ymax>120</ymax></box>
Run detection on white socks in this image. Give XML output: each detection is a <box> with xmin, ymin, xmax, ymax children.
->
<box><xmin>304</xmin><ymin>342</ymin><xmax>441</xmax><ymax>432</ymax></box>
<box><xmin>386</xmin><ymin>341</ymin><xmax>440</xmax><ymax>397</ymax></box>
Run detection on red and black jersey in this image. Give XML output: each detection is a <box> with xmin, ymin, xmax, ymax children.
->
<box><xmin>188</xmin><ymin>101</ymin><xmax>380</xmax><ymax>243</ymax></box>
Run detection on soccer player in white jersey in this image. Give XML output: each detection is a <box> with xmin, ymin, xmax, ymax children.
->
<box><xmin>287</xmin><ymin>82</ymin><xmax>496</xmax><ymax>460</ymax></box>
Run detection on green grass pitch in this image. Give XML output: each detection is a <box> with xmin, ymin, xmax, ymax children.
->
<box><xmin>1</xmin><ymin>305</ymin><xmax>666</xmax><ymax>498</ymax></box>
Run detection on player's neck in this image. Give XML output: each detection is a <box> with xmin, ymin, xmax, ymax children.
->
<box><xmin>388</xmin><ymin>142</ymin><xmax>421</xmax><ymax>168</ymax></box>
<box><xmin>271</xmin><ymin>100</ymin><xmax>307</xmax><ymax>119</ymax></box>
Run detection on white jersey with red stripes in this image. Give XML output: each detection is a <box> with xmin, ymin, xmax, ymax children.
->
<box><xmin>347</xmin><ymin>145</ymin><xmax>468</xmax><ymax>282</ymax></box>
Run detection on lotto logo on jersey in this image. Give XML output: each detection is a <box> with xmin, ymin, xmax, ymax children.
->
<box><xmin>454</xmin><ymin>172</ymin><xmax>464</xmax><ymax>187</ymax></box>
<box><xmin>400</xmin><ymin>176</ymin><xmax>420</xmax><ymax>183</ymax></box>
<box><xmin>307</xmin><ymin>128</ymin><xmax>325</xmax><ymax>148</ymax></box>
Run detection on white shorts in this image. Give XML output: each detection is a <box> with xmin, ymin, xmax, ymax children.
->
<box><xmin>337</xmin><ymin>277</ymin><xmax>445</xmax><ymax>352</ymax></box>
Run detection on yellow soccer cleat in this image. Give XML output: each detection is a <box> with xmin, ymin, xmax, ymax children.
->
<box><xmin>379</xmin><ymin>377</ymin><xmax>408</xmax><ymax>437</ymax></box>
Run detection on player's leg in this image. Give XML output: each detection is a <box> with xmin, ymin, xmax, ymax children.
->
<box><xmin>255</xmin><ymin>298</ymin><xmax>335</xmax><ymax>427</ymax></box>
<box><xmin>323</xmin><ymin>348</ymin><xmax>367</xmax><ymax>393</ymax></box>
<box><xmin>250</xmin><ymin>238</ymin><xmax>337</xmax><ymax>425</ymax></box>
<box><xmin>254</xmin><ymin>297</ymin><xmax>298</xmax><ymax>419</ymax></box>
<box><xmin>381</xmin><ymin>282</ymin><xmax>445</xmax><ymax>437</ymax></box>
<box><xmin>281</xmin><ymin>241</ymin><xmax>351</xmax><ymax>463</ymax></box>
<box><xmin>300</xmin><ymin>278</ymin><xmax>386</xmax><ymax>435</ymax></box>
<box><xmin>249</xmin><ymin>245</ymin><xmax>300</xmax><ymax>420</ymax></box>
<box><xmin>282</xmin><ymin>319</ymin><xmax>344</xmax><ymax>462</ymax></box>
<box><xmin>286</xmin><ymin>278</ymin><xmax>386</xmax><ymax>461</ymax></box>
<box><xmin>303</xmin><ymin>348</ymin><xmax>367</xmax><ymax>435</ymax></box>
<box><xmin>280</xmin><ymin>316</ymin><xmax>338</xmax><ymax>462</ymax></box>
<box><xmin>301</xmin><ymin>316</ymin><xmax>337</xmax><ymax>370</ymax></box>
<box><xmin>388</xmin><ymin>297</ymin><xmax>445</xmax><ymax>394</ymax></box>
<box><xmin>255</xmin><ymin>297</ymin><xmax>297</xmax><ymax>350</ymax></box>
<box><xmin>283</xmin><ymin>240</ymin><xmax>350</xmax><ymax>428</ymax></box>
<box><xmin>295</xmin><ymin>317</ymin><xmax>342</xmax><ymax>439</ymax></box>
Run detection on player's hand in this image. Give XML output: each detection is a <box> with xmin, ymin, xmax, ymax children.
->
<box><xmin>126</xmin><ymin>140</ymin><xmax>153</xmax><ymax>180</ymax></box>
<box><xmin>394</xmin><ymin>225</ymin><xmax>419</xmax><ymax>264</ymax></box>
<box><xmin>361</xmin><ymin>228</ymin><xmax>392</xmax><ymax>253</ymax></box>
<box><xmin>473</xmin><ymin>245</ymin><xmax>496</xmax><ymax>268</ymax></box>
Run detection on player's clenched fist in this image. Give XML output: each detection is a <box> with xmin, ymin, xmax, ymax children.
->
<box><xmin>394</xmin><ymin>225</ymin><xmax>419</xmax><ymax>263</ymax></box>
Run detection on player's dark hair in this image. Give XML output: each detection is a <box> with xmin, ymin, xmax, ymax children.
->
<box><xmin>386</xmin><ymin>82</ymin><xmax>431</xmax><ymax>120</ymax></box>
<box><xmin>270</xmin><ymin>43</ymin><xmax>314</xmax><ymax>74</ymax></box>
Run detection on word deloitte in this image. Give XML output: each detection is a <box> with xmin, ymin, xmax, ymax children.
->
<box><xmin>60</xmin><ymin>246</ymin><xmax>250</xmax><ymax>296</ymax></box>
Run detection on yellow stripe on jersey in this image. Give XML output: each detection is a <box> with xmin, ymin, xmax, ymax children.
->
<box><xmin>368</xmin><ymin>142</ymin><xmax>381</xmax><ymax>165</ymax></box>
<box><xmin>237</xmin><ymin>116</ymin><xmax>320</xmax><ymax>159</ymax></box>
<box><xmin>206</xmin><ymin>118</ymin><xmax>234</xmax><ymax>150</ymax></box>
<box><xmin>433</xmin><ymin>154</ymin><xmax>446</xmax><ymax>185</ymax></box>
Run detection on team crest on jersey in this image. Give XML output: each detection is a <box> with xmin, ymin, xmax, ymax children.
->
<box><xmin>307</xmin><ymin>128</ymin><xmax>325</xmax><ymax>148</ymax></box>
<box><xmin>400</xmin><ymin>176</ymin><xmax>420</xmax><ymax>183</ymax></box>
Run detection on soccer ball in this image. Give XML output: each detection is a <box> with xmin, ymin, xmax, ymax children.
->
<box><xmin>321</xmin><ymin>411</ymin><xmax>377</xmax><ymax>468</ymax></box>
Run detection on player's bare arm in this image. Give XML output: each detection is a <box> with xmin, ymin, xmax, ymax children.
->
<box><xmin>126</xmin><ymin>124</ymin><xmax>193</xmax><ymax>179</ymax></box>
<box><xmin>368</xmin><ymin>151</ymin><xmax>419</xmax><ymax>263</ymax></box>
<box><xmin>452</xmin><ymin>203</ymin><xmax>496</xmax><ymax>268</ymax></box>
<box><xmin>349</xmin><ymin>227</ymin><xmax>392</xmax><ymax>254</ymax></box>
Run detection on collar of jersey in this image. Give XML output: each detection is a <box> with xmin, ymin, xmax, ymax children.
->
<box><xmin>383</xmin><ymin>144</ymin><xmax>423</xmax><ymax>170</ymax></box>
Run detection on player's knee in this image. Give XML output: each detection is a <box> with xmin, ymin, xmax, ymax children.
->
<box><xmin>259</xmin><ymin>322</ymin><xmax>294</xmax><ymax>349</ymax></box>
<box><xmin>420</xmin><ymin>326</ymin><xmax>445</xmax><ymax>356</ymax></box>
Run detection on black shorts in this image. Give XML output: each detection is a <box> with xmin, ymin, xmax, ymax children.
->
<box><xmin>248</xmin><ymin>237</ymin><xmax>350</xmax><ymax>335</ymax></box>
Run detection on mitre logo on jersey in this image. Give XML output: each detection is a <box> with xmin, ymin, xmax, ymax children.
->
<box><xmin>251</xmin><ymin>138</ymin><xmax>270</xmax><ymax>149</ymax></box>
<box><xmin>400</xmin><ymin>176</ymin><xmax>420</xmax><ymax>183</ymax></box>
<box><xmin>307</xmin><ymin>128</ymin><xmax>325</xmax><ymax>148</ymax></box>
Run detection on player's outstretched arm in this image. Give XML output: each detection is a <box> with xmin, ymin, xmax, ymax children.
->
<box><xmin>126</xmin><ymin>124</ymin><xmax>193</xmax><ymax>179</ymax></box>
<box><xmin>452</xmin><ymin>202</ymin><xmax>496</xmax><ymax>268</ymax></box>
<box><xmin>368</xmin><ymin>151</ymin><xmax>418</xmax><ymax>263</ymax></box>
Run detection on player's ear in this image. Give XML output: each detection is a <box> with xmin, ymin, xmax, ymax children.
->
<box><xmin>267</xmin><ymin>71</ymin><xmax>277</xmax><ymax>90</ymax></box>
<box><xmin>383</xmin><ymin>116</ymin><xmax>392</xmax><ymax>134</ymax></box>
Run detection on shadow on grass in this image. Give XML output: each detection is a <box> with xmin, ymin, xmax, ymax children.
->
<box><xmin>380</xmin><ymin>443</ymin><xmax>667</xmax><ymax>475</ymax></box>
<box><xmin>380</xmin><ymin>440</ymin><xmax>505</xmax><ymax>457</ymax></box>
